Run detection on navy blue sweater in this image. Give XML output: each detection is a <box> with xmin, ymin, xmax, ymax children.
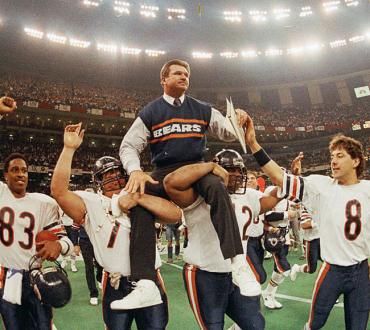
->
<box><xmin>139</xmin><ymin>95</ymin><xmax>212</xmax><ymax>167</ymax></box>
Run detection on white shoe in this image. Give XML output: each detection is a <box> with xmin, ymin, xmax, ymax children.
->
<box><xmin>61</xmin><ymin>260</ymin><xmax>67</xmax><ymax>269</ymax></box>
<box><xmin>232</xmin><ymin>264</ymin><xmax>261</xmax><ymax>297</ymax></box>
<box><xmin>264</xmin><ymin>252</ymin><xmax>272</xmax><ymax>260</ymax></box>
<box><xmin>262</xmin><ymin>291</ymin><xmax>276</xmax><ymax>309</ymax></box>
<box><xmin>90</xmin><ymin>297</ymin><xmax>98</xmax><ymax>306</ymax></box>
<box><xmin>110</xmin><ymin>279</ymin><xmax>162</xmax><ymax>310</ymax></box>
<box><xmin>262</xmin><ymin>291</ymin><xmax>282</xmax><ymax>309</ymax></box>
<box><xmin>71</xmin><ymin>264</ymin><xmax>78</xmax><ymax>273</ymax></box>
<box><xmin>290</xmin><ymin>264</ymin><xmax>300</xmax><ymax>281</ymax></box>
<box><xmin>273</xmin><ymin>298</ymin><xmax>283</xmax><ymax>309</ymax></box>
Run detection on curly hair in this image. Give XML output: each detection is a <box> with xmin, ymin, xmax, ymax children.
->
<box><xmin>329</xmin><ymin>134</ymin><xmax>366</xmax><ymax>178</ymax></box>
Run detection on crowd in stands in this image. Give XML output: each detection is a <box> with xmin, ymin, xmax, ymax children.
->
<box><xmin>0</xmin><ymin>71</ymin><xmax>369</xmax><ymax>193</ymax></box>
<box><xmin>1</xmin><ymin>72</ymin><xmax>369</xmax><ymax>130</ymax></box>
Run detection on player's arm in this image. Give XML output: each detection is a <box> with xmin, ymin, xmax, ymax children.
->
<box><xmin>51</xmin><ymin>123</ymin><xmax>87</xmax><ymax>224</ymax></box>
<box><xmin>259</xmin><ymin>186</ymin><xmax>282</xmax><ymax>214</ymax></box>
<box><xmin>119</xmin><ymin>117</ymin><xmax>158</xmax><ymax>194</ymax></box>
<box><xmin>130</xmin><ymin>193</ymin><xmax>182</xmax><ymax>224</ymax></box>
<box><xmin>163</xmin><ymin>162</ymin><xmax>229</xmax><ymax>208</ymax></box>
<box><xmin>37</xmin><ymin>204</ymin><xmax>74</xmax><ymax>260</ymax></box>
<box><xmin>243</xmin><ymin>114</ymin><xmax>284</xmax><ymax>187</ymax></box>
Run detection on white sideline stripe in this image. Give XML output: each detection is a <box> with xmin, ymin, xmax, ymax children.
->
<box><xmin>163</xmin><ymin>260</ymin><xmax>344</xmax><ymax>309</ymax></box>
<box><xmin>276</xmin><ymin>293</ymin><xmax>343</xmax><ymax>308</ymax></box>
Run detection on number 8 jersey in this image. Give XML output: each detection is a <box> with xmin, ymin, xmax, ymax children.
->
<box><xmin>279</xmin><ymin>173</ymin><xmax>370</xmax><ymax>266</ymax></box>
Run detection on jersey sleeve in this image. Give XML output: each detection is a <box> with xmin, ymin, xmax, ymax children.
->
<box><xmin>37</xmin><ymin>194</ymin><xmax>73</xmax><ymax>256</ymax></box>
<box><xmin>278</xmin><ymin>173</ymin><xmax>329</xmax><ymax>206</ymax></box>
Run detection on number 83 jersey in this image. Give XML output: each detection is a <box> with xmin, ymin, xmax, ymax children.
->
<box><xmin>280</xmin><ymin>174</ymin><xmax>370</xmax><ymax>266</ymax></box>
<box><xmin>0</xmin><ymin>181</ymin><xmax>62</xmax><ymax>270</ymax></box>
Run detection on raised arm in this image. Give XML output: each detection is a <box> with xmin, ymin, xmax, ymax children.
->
<box><xmin>244</xmin><ymin>115</ymin><xmax>284</xmax><ymax>187</ymax></box>
<box><xmin>51</xmin><ymin>123</ymin><xmax>86</xmax><ymax>223</ymax></box>
<box><xmin>163</xmin><ymin>162</ymin><xmax>228</xmax><ymax>208</ymax></box>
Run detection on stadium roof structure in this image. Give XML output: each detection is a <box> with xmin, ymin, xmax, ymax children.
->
<box><xmin>0</xmin><ymin>0</ymin><xmax>369</xmax><ymax>88</ymax></box>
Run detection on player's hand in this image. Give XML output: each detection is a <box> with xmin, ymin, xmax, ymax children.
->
<box><xmin>36</xmin><ymin>240</ymin><xmax>62</xmax><ymax>261</ymax></box>
<box><xmin>73</xmin><ymin>245</ymin><xmax>80</xmax><ymax>256</ymax></box>
<box><xmin>291</xmin><ymin>152</ymin><xmax>304</xmax><ymax>175</ymax></box>
<box><xmin>0</xmin><ymin>96</ymin><xmax>17</xmax><ymax>115</ymax></box>
<box><xmin>235</xmin><ymin>108</ymin><xmax>248</xmax><ymax>127</ymax></box>
<box><xmin>124</xmin><ymin>170</ymin><xmax>158</xmax><ymax>194</ymax></box>
<box><xmin>243</xmin><ymin>114</ymin><xmax>257</xmax><ymax>146</ymax></box>
<box><xmin>269</xmin><ymin>227</ymin><xmax>280</xmax><ymax>234</ymax></box>
<box><xmin>64</xmin><ymin>123</ymin><xmax>85</xmax><ymax>150</ymax></box>
<box><xmin>118</xmin><ymin>193</ymin><xmax>139</xmax><ymax>214</ymax></box>
<box><xmin>212</xmin><ymin>163</ymin><xmax>229</xmax><ymax>186</ymax></box>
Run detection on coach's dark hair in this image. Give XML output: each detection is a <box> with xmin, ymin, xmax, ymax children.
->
<box><xmin>329</xmin><ymin>135</ymin><xmax>365</xmax><ymax>178</ymax></box>
<box><xmin>4</xmin><ymin>153</ymin><xmax>29</xmax><ymax>173</ymax></box>
<box><xmin>160</xmin><ymin>59</ymin><xmax>190</xmax><ymax>82</ymax></box>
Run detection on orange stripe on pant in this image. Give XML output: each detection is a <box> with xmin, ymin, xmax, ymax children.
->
<box><xmin>184</xmin><ymin>265</ymin><xmax>207</xmax><ymax>330</ymax></box>
<box><xmin>308</xmin><ymin>262</ymin><xmax>330</xmax><ymax>328</ymax></box>
<box><xmin>273</xmin><ymin>253</ymin><xmax>285</xmax><ymax>274</ymax></box>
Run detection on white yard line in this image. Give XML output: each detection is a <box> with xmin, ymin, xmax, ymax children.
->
<box><xmin>163</xmin><ymin>261</ymin><xmax>344</xmax><ymax>308</ymax></box>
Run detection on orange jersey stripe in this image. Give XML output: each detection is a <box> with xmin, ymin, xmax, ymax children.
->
<box><xmin>150</xmin><ymin>133</ymin><xmax>204</xmax><ymax>144</ymax></box>
<box><xmin>152</xmin><ymin>118</ymin><xmax>208</xmax><ymax>130</ymax></box>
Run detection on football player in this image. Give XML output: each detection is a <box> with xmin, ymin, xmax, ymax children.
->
<box><xmin>289</xmin><ymin>157</ymin><xmax>321</xmax><ymax>281</ymax></box>
<box><xmin>163</xmin><ymin>149</ymin><xmax>284</xmax><ymax>329</ymax></box>
<box><xmin>51</xmin><ymin>123</ymin><xmax>182</xmax><ymax>330</ymax></box>
<box><xmin>0</xmin><ymin>96</ymin><xmax>73</xmax><ymax>330</ymax></box>
<box><xmin>243</xmin><ymin>114</ymin><xmax>370</xmax><ymax>330</ymax></box>
<box><xmin>260</xmin><ymin>193</ymin><xmax>298</xmax><ymax>310</ymax></box>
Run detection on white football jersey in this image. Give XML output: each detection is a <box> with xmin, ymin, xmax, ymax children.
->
<box><xmin>299</xmin><ymin>205</ymin><xmax>319</xmax><ymax>241</ymax></box>
<box><xmin>183</xmin><ymin>196</ymin><xmax>231</xmax><ymax>273</ymax></box>
<box><xmin>76</xmin><ymin>191</ymin><xmax>161</xmax><ymax>276</ymax></box>
<box><xmin>0</xmin><ymin>182</ymin><xmax>63</xmax><ymax>270</ymax></box>
<box><xmin>230</xmin><ymin>188</ymin><xmax>263</xmax><ymax>253</ymax></box>
<box><xmin>281</xmin><ymin>173</ymin><xmax>370</xmax><ymax>266</ymax></box>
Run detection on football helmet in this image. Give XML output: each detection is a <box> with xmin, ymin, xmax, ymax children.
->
<box><xmin>93</xmin><ymin>156</ymin><xmax>128</xmax><ymax>192</ymax></box>
<box><xmin>214</xmin><ymin>149</ymin><xmax>247</xmax><ymax>194</ymax></box>
<box><xmin>29</xmin><ymin>256</ymin><xmax>72</xmax><ymax>308</ymax></box>
<box><xmin>263</xmin><ymin>227</ymin><xmax>288</xmax><ymax>253</ymax></box>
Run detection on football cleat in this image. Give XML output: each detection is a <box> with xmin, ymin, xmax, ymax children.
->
<box><xmin>90</xmin><ymin>297</ymin><xmax>98</xmax><ymax>306</ymax></box>
<box><xmin>262</xmin><ymin>291</ymin><xmax>282</xmax><ymax>310</ymax></box>
<box><xmin>290</xmin><ymin>264</ymin><xmax>300</xmax><ymax>281</ymax></box>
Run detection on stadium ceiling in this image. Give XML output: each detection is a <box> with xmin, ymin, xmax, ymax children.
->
<box><xmin>0</xmin><ymin>0</ymin><xmax>369</xmax><ymax>87</ymax></box>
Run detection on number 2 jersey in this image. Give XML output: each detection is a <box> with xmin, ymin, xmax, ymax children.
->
<box><xmin>279</xmin><ymin>174</ymin><xmax>370</xmax><ymax>266</ymax></box>
<box><xmin>0</xmin><ymin>181</ymin><xmax>68</xmax><ymax>270</ymax></box>
<box><xmin>75</xmin><ymin>191</ymin><xmax>161</xmax><ymax>276</ymax></box>
<box><xmin>182</xmin><ymin>188</ymin><xmax>262</xmax><ymax>272</ymax></box>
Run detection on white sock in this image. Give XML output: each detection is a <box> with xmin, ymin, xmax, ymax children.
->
<box><xmin>266</xmin><ymin>271</ymin><xmax>285</xmax><ymax>295</ymax></box>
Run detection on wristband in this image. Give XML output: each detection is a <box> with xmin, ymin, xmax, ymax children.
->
<box><xmin>253</xmin><ymin>148</ymin><xmax>271</xmax><ymax>167</ymax></box>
